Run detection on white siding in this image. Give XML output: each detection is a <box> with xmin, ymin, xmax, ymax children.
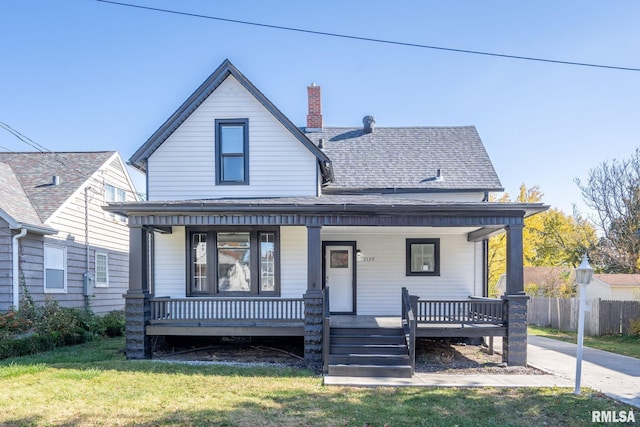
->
<box><xmin>322</xmin><ymin>227</ymin><xmax>478</xmax><ymax>315</ymax></box>
<box><xmin>154</xmin><ymin>227</ymin><xmax>186</xmax><ymax>298</ymax></box>
<box><xmin>148</xmin><ymin>76</ymin><xmax>318</xmax><ymax>200</ymax></box>
<box><xmin>280</xmin><ymin>226</ymin><xmax>307</xmax><ymax>298</ymax></box>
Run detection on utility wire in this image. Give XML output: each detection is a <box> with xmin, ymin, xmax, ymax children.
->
<box><xmin>96</xmin><ymin>0</ymin><xmax>640</xmax><ymax>72</ymax></box>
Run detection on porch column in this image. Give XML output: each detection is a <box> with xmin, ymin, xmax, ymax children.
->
<box><xmin>125</xmin><ymin>226</ymin><xmax>151</xmax><ymax>360</ymax></box>
<box><xmin>502</xmin><ymin>223</ymin><xmax>529</xmax><ymax>366</ymax></box>
<box><xmin>304</xmin><ymin>225</ymin><xmax>323</xmax><ymax>366</ymax></box>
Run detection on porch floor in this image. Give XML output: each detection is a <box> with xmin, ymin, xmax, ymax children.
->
<box><xmin>329</xmin><ymin>315</ymin><xmax>506</xmax><ymax>338</ymax></box>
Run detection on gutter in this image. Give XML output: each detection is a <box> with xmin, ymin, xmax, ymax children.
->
<box><xmin>12</xmin><ymin>228</ymin><xmax>27</xmax><ymax>309</ymax></box>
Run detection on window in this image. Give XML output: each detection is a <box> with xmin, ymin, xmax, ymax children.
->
<box><xmin>188</xmin><ymin>228</ymin><xmax>279</xmax><ymax>296</ymax></box>
<box><xmin>44</xmin><ymin>244</ymin><xmax>66</xmax><ymax>293</ymax></box>
<box><xmin>406</xmin><ymin>238</ymin><xmax>440</xmax><ymax>276</ymax></box>
<box><xmin>105</xmin><ymin>183</ymin><xmax>127</xmax><ymax>222</ymax></box>
<box><xmin>215</xmin><ymin>119</ymin><xmax>249</xmax><ymax>184</ymax></box>
<box><xmin>95</xmin><ymin>252</ymin><xmax>109</xmax><ymax>287</ymax></box>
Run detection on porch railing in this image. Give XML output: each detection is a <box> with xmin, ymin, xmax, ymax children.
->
<box><xmin>415</xmin><ymin>298</ymin><xmax>505</xmax><ymax>325</ymax></box>
<box><xmin>149</xmin><ymin>297</ymin><xmax>305</xmax><ymax>323</ymax></box>
<box><xmin>323</xmin><ymin>286</ymin><xmax>331</xmax><ymax>374</ymax></box>
<box><xmin>401</xmin><ymin>287</ymin><xmax>416</xmax><ymax>373</ymax></box>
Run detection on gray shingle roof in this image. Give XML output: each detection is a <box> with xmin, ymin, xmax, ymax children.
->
<box><xmin>0</xmin><ymin>151</ymin><xmax>116</xmax><ymax>223</ymax></box>
<box><xmin>0</xmin><ymin>162</ymin><xmax>46</xmax><ymax>229</ymax></box>
<box><xmin>304</xmin><ymin>126</ymin><xmax>503</xmax><ymax>192</ymax></box>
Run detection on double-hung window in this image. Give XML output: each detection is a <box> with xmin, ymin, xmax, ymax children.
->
<box><xmin>95</xmin><ymin>252</ymin><xmax>109</xmax><ymax>287</ymax></box>
<box><xmin>44</xmin><ymin>244</ymin><xmax>66</xmax><ymax>293</ymax></box>
<box><xmin>406</xmin><ymin>238</ymin><xmax>440</xmax><ymax>276</ymax></box>
<box><xmin>215</xmin><ymin>119</ymin><xmax>249</xmax><ymax>184</ymax></box>
<box><xmin>105</xmin><ymin>183</ymin><xmax>126</xmax><ymax>222</ymax></box>
<box><xmin>188</xmin><ymin>228</ymin><xmax>278</xmax><ymax>296</ymax></box>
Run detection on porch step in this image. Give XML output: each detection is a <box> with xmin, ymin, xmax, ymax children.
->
<box><xmin>328</xmin><ymin>364</ymin><xmax>413</xmax><ymax>378</ymax></box>
<box><xmin>326</xmin><ymin>326</ymin><xmax>412</xmax><ymax>378</ymax></box>
<box><xmin>329</xmin><ymin>354</ymin><xmax>410</xmax><ymax>366</ymax></box>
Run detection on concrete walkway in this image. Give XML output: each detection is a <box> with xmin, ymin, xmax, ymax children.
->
<box><xmin>526</xmin><ymin>335</ymin><xmax>640</xmax><ymax>408</ymax></box>
<box><xmin>324</xmin><ymin>335</ymin><xmax>640</xmax><ymax>408</ymax></box>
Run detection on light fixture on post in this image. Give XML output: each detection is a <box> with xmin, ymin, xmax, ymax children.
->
<box><xmin>574</xmin><ymin>253</ymin><xmax>594</xmax><ymax>395</ymax></box>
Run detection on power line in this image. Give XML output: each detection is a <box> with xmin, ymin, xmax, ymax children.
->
<box><xmin>95</xmin><ymin>0</ymin><xmax>640</xmax><ymax>72</ymax></box>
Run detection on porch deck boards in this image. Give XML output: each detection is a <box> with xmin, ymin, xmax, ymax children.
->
<box><xmin>330</xmin><ymin>315</ymin><xmax>506</xmax><ymax>338</ymax></box>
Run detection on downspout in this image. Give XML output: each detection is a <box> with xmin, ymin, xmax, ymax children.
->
<box><xmin>84</xmin><ymin>186</ymin><xmax>92</xmax><ymax>312</ymax></box>
<box><xmin>12</xmin><ymin>228</ymin><xmax>27</xmax><ymax>309</ymax></box>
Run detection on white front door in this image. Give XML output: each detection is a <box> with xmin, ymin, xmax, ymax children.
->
<box><xmin>325</xmin><ymin>244</ymin><xmax>355</xmax><ymax>314</ymax></box>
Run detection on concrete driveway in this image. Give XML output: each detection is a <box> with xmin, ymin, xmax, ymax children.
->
<box><xmin>526</xmin><ymin>335</ymin><xmax>640</xmax><ymax>408</ymax></box>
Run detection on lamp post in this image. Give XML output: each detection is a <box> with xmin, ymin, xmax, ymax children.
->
<box><xmin>574</xmin><ymin>253</ymin><xmax>594</xmax><ymax>395</ymax></box>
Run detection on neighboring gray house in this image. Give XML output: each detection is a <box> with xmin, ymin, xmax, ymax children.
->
<box><xmin>0</xmin><ymin>151</ymin><xmax>137</xmax><ymax>314</ymax></box>
<box><xmin>106</xmin><ymin>60</ymin><xmax>547</xmax><ymax>376</ymax></box>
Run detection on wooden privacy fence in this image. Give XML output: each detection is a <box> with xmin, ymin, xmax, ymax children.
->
<box><xmin>528</xmin><ymin>297</ymin><xmax>640</xmax><ymax>336</ymax></box>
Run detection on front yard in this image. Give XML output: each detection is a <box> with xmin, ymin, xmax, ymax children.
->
<box><xmin>0</xmin><ymin>337</ymin><xmax>631</xmax><ymax>426</ymax></box>
<box><xmin>529</xmin><ymin>326</ymin><xmax>640</xmax><ymax>359</ymax></box>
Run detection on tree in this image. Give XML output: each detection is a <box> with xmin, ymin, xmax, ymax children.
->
<box><xmin>576</xmin><ymin>148</ymin><xmax>640</xmax><ymax>273</ymax></box>
<box><xmin>488</xmin><ymin>184</ymin><xmax>598</xmax><ymax>297</ymax></box>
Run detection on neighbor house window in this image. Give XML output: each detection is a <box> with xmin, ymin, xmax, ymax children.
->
<box><xmin>215</xmin><ymin>119</ymin><xmax>249</xmax><ymax>184</ymax></box>
<box><xmin>105</xmin><ymin>183</ymin><xmax>126</xmax><ymax>222</ymax></box>
<box><xmin>406</xmin><ymin>238</ymin><xmax>440</xmax><ymax>276</ymax></box>
<box><xmin>95</xmin><ymin>252</ymin><xmax>109</xmax><ymax>287</ymax></box>
<box><xmin>188</xmin><ymin>228</ymin><xmax>279</xmax><ymax>296</ymax></box>
<box><xmin>44</xmin><ymin>244</ymin><xmax>66</xmax><ymax>293</ymax></box>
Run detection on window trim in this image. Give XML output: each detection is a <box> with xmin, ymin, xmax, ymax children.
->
<box><xmin>215</xmin><ymin>118</ymin><xmax>249</xmax><ymax>185</ymax></box>
<box><xmin>186</xmin><ymin>227</ymin><xmax>280</xmax><ymax>297</ymax></box>
<box><xmin>44</xmin><ymin>243</ymin><xmax>67</xmax><ymax>293</ymax></box>
<box><xmin>104</xmin><ymin>183</ymin><xmax>127</xmax><ymax>222</ymax></box>
<box><xmin>95</xmin><ymin>252</ymin><xmax>109</xmax><ymax>288</ymax></box>
<box><xmin>406</xmin><ymin>238</ymin><xmax>440</xmax><ymax>276</ymax></box>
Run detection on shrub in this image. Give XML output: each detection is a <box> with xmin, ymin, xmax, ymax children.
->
<box><xmin>101</xmin><ymin>310</ymin><xmax>125</xmax><ymax>337</ymax></box>
<box><xmin>630</xmin><ymin>318</ymin><xmax>640</xmax><ymax>336</ymax></box>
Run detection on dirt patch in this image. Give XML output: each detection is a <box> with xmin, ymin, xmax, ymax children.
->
<box><xmin>414</xmin><ymin>338</ymin><xmax>543</xmax><ymax>374</ymax></box>
<box><xmin>153</xmin><ymin>336</ymin><xmax>544</xmax><ymax>375</ymax></box>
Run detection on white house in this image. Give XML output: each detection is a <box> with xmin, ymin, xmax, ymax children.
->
<box><xmin>106</xmin><ymin>60</ymin><xmax>547</xmax><ymax>376</ymax></box>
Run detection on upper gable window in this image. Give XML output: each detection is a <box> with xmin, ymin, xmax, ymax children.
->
<box><xmin>215</xmin><ymin>119</ymin><xmax>249</xmax><ymax>185</ymax></box>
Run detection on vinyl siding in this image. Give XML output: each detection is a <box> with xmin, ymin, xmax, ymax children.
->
<box><xmin>154</xmin><ymin>227</ymin><xmax>187</xmax><ymax>297</ymax></box>
<box><xmin>0</xmin><ymin>219</ymin><xmax>13</xmax><ymax>310</ymax></box>
<box><xmin>43</xmin><ymin>155</ymin><xmax>133</xmax><ymax>313</ymax></box>
<box><xmin>321</xmin><ymin>226</ymin><xmax>479</xmax><ymax>315</ymax></box>
<box><xmin>148</xmin><ymin>75</ymin><xmax>318</xmax><ymax>200</ymax></box>
<box><xmin>153</xmin><ymin>226</ymin><xmax>308</xmax><ymax>299</ymax></box>
<box><xmin>280</xmin><ymin>226</ymin><xmax>307</xmax><ymax>298</ymax></box>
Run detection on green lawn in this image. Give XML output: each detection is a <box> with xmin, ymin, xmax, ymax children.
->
<box><xmin>529</xmin><ymin>325</ymin><xmax>640</xmax><ymax>359</ymax></box>
<box><xmin>0</xmin><ymin>337</ymin><xmax>632</xmax><ymax>426</ymax></box>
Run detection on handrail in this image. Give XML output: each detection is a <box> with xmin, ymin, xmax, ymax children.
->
<box><xmin>149</xmin><ymin>297</ymin><xmax>305</xmax><ymax>322</ymax></box>
<box><xmin>322</xmin><ymin>286</ymin><xmax>331</xmax><ymax>374</ymax></box>
<box><xmin>415</xmin><ymin>299</ymin><xmax>505</xmax><ymax>325</ymax></box>
<box><xmin>401</xmin><ymin>287</ymin><xmax>416</xmax><ymax>374</ymax></box>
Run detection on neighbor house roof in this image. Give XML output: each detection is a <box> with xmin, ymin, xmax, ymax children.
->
<box><xmin>304</xmin><ymin>126</ymin><xmax>503</xmax><ymax>193</ymax></box>
<box><xmin>0</xmin><ymin>151</ymin><xmax>117</xmax><ymax>224</ymax></box>
<box><xmin>593</xmin><ymin>274</ymin><xmax>640</xmax><ymax>287</ymax></box>
<box><xmin>129</xmin><ymin>59</ymin><xmax>330</xmax><ymax>173</ymax></box>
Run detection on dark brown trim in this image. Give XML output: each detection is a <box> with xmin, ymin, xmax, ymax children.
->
<box><xmin>185</xmin><ymin>226</ymin><xmax>280</xmax><ymax>297</ymax></box>
<box><xmin>322</xmin><ymin>241</ymin><xmax>357</xmax><ymax>315</ymax></box>
<box><xmin>406</xmin><ymin>238</ymin><xmax>440</xmax><ymax>277</ymax></box>
<box><xmin>215</xmin><ymin>118</ymin><xmax>250</xmax><ymax>185</ymax></box>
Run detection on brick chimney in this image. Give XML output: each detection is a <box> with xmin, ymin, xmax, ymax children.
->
<box><xmin>306</xmin><ymin>83</ymin><xmax>322</xmax><ymax>132</ymax></box>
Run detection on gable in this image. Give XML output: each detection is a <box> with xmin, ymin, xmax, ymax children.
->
<box><xmin>147</xmin><ymin>75</ymin><xmax>320</xmax><ymax>200</ymax></box>
<box><xmin>130</xmin><ymin>59</ymin><xmax>329</xmax><ymax>173</ymax></box>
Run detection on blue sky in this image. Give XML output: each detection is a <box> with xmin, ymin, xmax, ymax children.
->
<box><xmin>2</xmin><ymin>1</ymin><xmax>639</xmax><ymax>215</ymax></box>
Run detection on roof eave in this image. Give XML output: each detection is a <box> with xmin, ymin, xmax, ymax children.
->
<box><xmin>129</xmin><ymin>59</ymin><xmax>330</xmax><ymax>172</ymax></box>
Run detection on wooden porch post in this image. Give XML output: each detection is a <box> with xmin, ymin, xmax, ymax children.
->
<box><xmin>124</xmin><ymin>226</ymin><xmax>151</xmax><ymax>359</ymax></box>
<box><xmin>503</xmin><ymin>223</ymin><xmax>529</xmax><ymax>366</ymax></box>
<box><xmin>304</xmin><ymin>225</ymin><xmax>323</xmax><ymax>367</ymax></box>
<box><xmin>505</xmin><ymin>223</ymin><xmax>524</xmax><ymax>295</ymax></box>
